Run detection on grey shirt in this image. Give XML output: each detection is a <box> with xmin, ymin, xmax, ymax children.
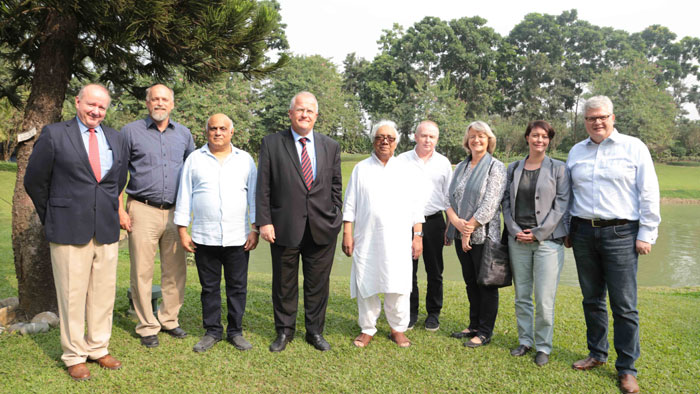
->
<box><xmin>121</xmin><ymin>116</ymin><xmax>195</xmax><ymax>204</ymax></box>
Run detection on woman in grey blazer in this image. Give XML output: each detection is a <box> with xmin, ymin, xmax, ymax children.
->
<box><xmin>502</xmin><ymin>120</ymin><xmax>570</xmax><ymax>366</ymax></box>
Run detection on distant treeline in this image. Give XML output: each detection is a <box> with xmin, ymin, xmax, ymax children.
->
<box><xmin>2</xmin><ymin>9</ymin><xmax>699</xmax><ymax>162</ymax></box>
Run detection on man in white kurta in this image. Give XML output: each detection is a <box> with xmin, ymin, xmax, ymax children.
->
<box><xmin>342</xmin><ymin>121</ymin><xmax>424</xmax><ymax>348</ymax></box>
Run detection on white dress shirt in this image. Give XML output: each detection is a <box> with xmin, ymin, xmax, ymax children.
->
<box><xmin>343</xmin><ymin>154</ymin><xmax>425</xmax><ymax>299</ymax></box>
<box><xmin>567</xmin><ymin>129</ymin><xmax>660</xmax><ymax>244</ymax></box>
<box><xmin>397</xmin><ymin>148</ymin><xmax>453</xmax><ymax>216</ymax></box>
<box><xmin>291</xmin><ymin>128</ymin><xmax>317</xmax><ymax>179</ymax></box>
<box><xmin>174</xmin><ymin>143</ymin><xmax>257</xmax><ymax>246</ymax></box>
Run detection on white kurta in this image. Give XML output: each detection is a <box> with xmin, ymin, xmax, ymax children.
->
<box><xmin>343</xmin><ymin>153</ymin><xmax>425</xmax><ymax>299</ymax></box>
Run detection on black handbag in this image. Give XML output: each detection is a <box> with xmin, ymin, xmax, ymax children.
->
<box><xmin>477</xmin><ymin>224</ymin><xmax>512</xmax><ymax>288</ymax></box>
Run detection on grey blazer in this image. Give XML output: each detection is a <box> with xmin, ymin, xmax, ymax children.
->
<box><xmin>502</xmin><ymin>156</ymin><xmax>570</xmax><ymax>241</ymax></box>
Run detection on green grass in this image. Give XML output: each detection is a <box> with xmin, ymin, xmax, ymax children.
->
<box><xmin>654</xmin><ymin>163</ymin><xmax>700</xmax><ymax>199</ymax></box>
<box><xmin>1</xmin><ymin>160</ymin><xmax>699</xmax><ymax>392</ymax></box>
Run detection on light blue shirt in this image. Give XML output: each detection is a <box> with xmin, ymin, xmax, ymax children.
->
<box><xmin>77</xmin><ymin>117</ymin><xmax>113</xmax><ymax>179</ymax></box>
<box><xmin>567</xmin><ymin>129</ymin><xmax>661</xmax><ymax>243</ymax></box>
<box><xmin>173</xmin><ymin>144</ymin><xmax>257</xmax><ymax>247</ymax></box>
<box><xmin>291</xmin><ymin>128</ymin><xmax>317</xmax><ymax>179</ymax></box>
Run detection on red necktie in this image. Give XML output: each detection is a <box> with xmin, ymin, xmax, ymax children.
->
<box><xmin>300</xmin><ymin>138</ymin><xmax>313</xmax><ymax>190</ymax></box>
<box><xmin>88</xmin><ymin>128</ymin><xmax>101</xmax><ymax>182</ymax></box>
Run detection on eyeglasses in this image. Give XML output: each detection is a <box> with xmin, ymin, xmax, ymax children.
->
<box><xmin>374</xmin><ymin>135</ymin><xmax>396</xmax><ymax>143</ymax></box>
<box><xmin>584</xmin><ymin>114</ymin><xmax>612</xmax><ymax>123</ymax></box>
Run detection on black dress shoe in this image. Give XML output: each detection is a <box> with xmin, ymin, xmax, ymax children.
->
<box><xmin>464</xmin><ymin>334</ymin><xmax>491</xmax><ymax>348</ymax></box>
<box><xmin>140</xmin><ymin>335</ymin><xmax>159</xmax><ymax>348</ymax></box>
<box><xmin>162</xmin><ymin>326</ymin><xmax>187</xmax><ymax>339</ymax></box>
<box><xmin>510</xmin><ymin>344</ymin><xmax>532</xmax><ymax>356</ymax></box>
<box><xmin>269</xmin><ymin>333</ymin><xmax>293</xmax><ymax>352</ymax></box>
<box><xmin>534</xmin><ymin>351</ymin><xmax>549</xmax><ymax>366</ymax></box>
<box><xmin>305</xmin><ymin>333</ymin><xmax>331</xmax><ymax>351</ymax></box>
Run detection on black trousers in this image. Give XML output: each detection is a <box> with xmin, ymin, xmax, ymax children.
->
<box><xmin>270</xmin><ymin>223</ymin><xmax>336</xmax><ymax>336</ymax></box>
<box><xmin>455</xmin><ymin>243</ymin><xmax>499</xmax><ymax>338</ymax></box>
<box><xmin>410</xmin><ymin>212</ymin><xmax>446</xmax><ymax>320</ymax></box>
<box><xmin>194</xmin><ymin>243</ymin><xmax>249</xmax><ymax>340</ymax></box>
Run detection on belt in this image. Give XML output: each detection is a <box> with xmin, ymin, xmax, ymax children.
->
<box><xmin>426</xmin><ymin>212</ymin><xmax>444</xmax><ymax>220</ymax></box>
<box><xmin>130</xmin><ymin>195</ymin><xmax>174</xmax><ymax>210</ymax></box>
<box><xmin>572</xmin><ymin>216</ymin><xmax>635</xmax><ymax>228</ymax></box>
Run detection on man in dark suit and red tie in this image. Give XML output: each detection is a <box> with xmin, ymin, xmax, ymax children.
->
<box><xmin>256</xmin><ymin>91</ymin><xmax>343</xmax><ymax>352</ymax></box>
<box><xmin>24</xmin><ymin>83</ymin><xmax>128</xmax><ymax>381</ymax></box>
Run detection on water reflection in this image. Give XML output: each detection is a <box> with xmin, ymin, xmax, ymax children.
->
<box><xmin>249</xmin><ymin>204</ymin><xmax>700</xmax><ymax>288</ymax></box>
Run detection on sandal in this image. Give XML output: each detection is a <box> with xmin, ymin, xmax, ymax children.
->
<box><xmin>353</xmin><ymin>333</ymin><xmax>373</xmax><ymax>348</ymax></box>
<box><xmin>388</xmin><ymin>330</ymin><xmax>411</xmax><ymax>348</ymax></box>
<box><xmin>464</xmin><ymin>334</ymin><xmax>491</xmax><ymax>348</ymax></box>
<box><xmin>451</xmin><ymin>328</ymin><xmax>478</xmax><ymax>339</ymax></box>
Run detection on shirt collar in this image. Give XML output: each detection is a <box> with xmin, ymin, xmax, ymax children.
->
<box><xmin>146</xmin><ymin>115</ymin><xmax>173</xmax><ymax>131</ymax></box>
<box><xmin>412</xmin><ymin>146</ymin><xmax>436</xmax><ymax>162</ymax></box>
<box><xmin>202</xmin><ymin>142</ymin><xmax>237</xmax><ymax>157</ymax></box>
<box><xmin>585</xmin><ymin>128</ymin><xmax>620</xmax><ymax>146</ymax></box>
<box><xmin>291</xmin><ymin>127</ymin><xmax>314</xmax><ymax>144</ymax></box>
<box><xmin>76</xmin><ymin>117</ymin><xmax>102</xmax><ymax>134</ymax></box>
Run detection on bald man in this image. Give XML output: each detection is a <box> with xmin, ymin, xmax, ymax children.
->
<box><xmin>175</xmin><ymin>114</ymin><xmax>258</xmax><ymax>352</ymax></box>
<box><xmin>119</xmin><ymin>84</ymin><xmax>196</xmax><ymax>348</ymax></box>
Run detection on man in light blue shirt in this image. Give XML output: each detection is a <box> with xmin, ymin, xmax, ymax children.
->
<box><xmin>566</xmin><ymin>95</ymin><xmax>660</xmax><ymax>394</ymax></box>
<box><xmin>175</xmin><ymin>113</ymin><xmax>258</xmax><ymax>353</ymax></box>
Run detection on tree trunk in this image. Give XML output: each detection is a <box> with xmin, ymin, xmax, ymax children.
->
<box><xmin>11</xmin><ymin>10</ymin><xmax>77</xmax><ymax>318</ymax></box>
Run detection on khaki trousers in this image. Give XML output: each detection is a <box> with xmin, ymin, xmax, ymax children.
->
<box><xmin>50</xmin><ymin>239</ymin><xmax>118</xmax><ymax>367</ymax></box>
<box><xmin>127</xmin><ymin>197</ymin><xmax>186</xmax><ymax>337</ymax></box>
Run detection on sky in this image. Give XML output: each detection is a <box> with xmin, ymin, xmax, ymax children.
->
<box><xmin>277</xmin><ymin>0</ymin><xmax>699</xmax><ymax>65</ymax></box>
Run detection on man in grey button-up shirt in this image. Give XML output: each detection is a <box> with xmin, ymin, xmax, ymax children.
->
<box><xmin>118</xmin><ymin>84</ymin><xmax>195</xmax><ymax>348</ymax></box>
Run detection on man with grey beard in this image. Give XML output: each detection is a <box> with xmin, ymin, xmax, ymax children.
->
<box><xmin>118</xmin><ymin>84</ymin><xmax>196</xmax><ymax>348</ymax></box>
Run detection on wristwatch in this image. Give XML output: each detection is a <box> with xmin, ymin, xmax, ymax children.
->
<box><xmin>413</xmin><ymin>232</ymin><xmax>424</xmax><ymax>237</ymax></box>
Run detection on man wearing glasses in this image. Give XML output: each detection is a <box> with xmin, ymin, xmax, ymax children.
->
<box><xmin>566</xmin><ymin>96</ymin><xmax>660</xmax><ymax>394</ymax></box>
<box><xmin>342</xmin><ymin>120</ymin><xmax>424</xmax><ymax>348</ymax></box>
<box><xmin>256</xmin><ymin>91</ymin><xmax>343</xmax><ymax>352</ymax></box>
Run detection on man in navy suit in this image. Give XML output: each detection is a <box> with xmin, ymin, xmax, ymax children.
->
<box><xmin>24</xmin><ymin>83</ymin><xmax>128</xmax><ymax>381</ymax></box>
<box><xmin>256</xmin><ymin>91</ymin><xmax>343</xmax><ymax>352</ymax></box>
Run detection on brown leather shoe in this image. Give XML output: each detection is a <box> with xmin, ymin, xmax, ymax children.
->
<box><xmin>572</xmin><ymin>356</ymin><xmax>605</xmax><ymax>370</ymax></box>
<box><xmin>67</xmin><ymin>363</ymin><xmax>90</xmax><ymax>381</ymax></box>
<box><xmin>94</xmin><ymin>354</ymin><xmax>122</xmax><ymax>370</ymax></box>
<box><xmin>619</xmin><ymin>374</ymin><xmax>640</xmax><ymax>393</ymax></box>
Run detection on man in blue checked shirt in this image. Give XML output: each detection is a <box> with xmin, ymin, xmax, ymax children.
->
<box><xmin>566</xmin><ymin>95</ymin><xmax>660</xmax><ymax>394</ymax></box>
<box><xmin>174</xmin><ymin>113</ymin><xmax>259</xmax><ymax>353</ymax></box>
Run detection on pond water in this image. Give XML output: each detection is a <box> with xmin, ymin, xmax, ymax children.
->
<box><xmin>249</xmin><ymin>204</ymin><xmax>700</xmax><ymax>288</ymax></box>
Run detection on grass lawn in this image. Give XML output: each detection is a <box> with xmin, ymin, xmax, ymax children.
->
<box><xmin>1</xmin><ymin>160</ymin><xmax>699</xmax><ymax>392</ymax></box>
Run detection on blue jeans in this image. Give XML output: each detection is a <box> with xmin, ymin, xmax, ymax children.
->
<box><xmin>571</xmin><ymin>220</ymin><xmax>640</xmax><ymax>376</ymax></box>
<box><xmin>509</xmin><ymin>238</ymin><xmax>564</xmax><ymax>354</ymax></box>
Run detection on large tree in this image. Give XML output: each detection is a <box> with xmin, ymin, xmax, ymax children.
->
<box><xmin>0</xmin><ymin>0</ymin><xmax>287</xmax><ymax>317</ymax></box>
<box><xmin>589</xmin><ymin>60</ymin><xmax>678</xmax><ymax>158</ymax></box>
<box><xmin>256</xmin><ymin>54</ymin><xmax>365</xmax><ymax>153</ymax></box>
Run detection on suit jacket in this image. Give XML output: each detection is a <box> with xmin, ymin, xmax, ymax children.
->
<box><xmin>502</xmin><ymin>156</ymin><xmax>570</xmax><ymax>242</ymax></box>
<box><xmin>256</xmin><ymin>129</ymin><xmax>343</xmax><ymax>247</ymax></box>
<box><xmin>24</xmin><ymin>118</ymin><xmax>128</xmax><ymax>245</ymax></box>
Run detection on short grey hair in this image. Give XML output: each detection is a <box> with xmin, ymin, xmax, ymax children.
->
<box><xmin>370</xmin><ymin>120</ymin><xmax>400</xmax><ymax>144</ymax></box>
<box><xmin>289</xmin><ymin>91</ymin><xmax>319</xmax><ymax>113</ymax></box>
<box><xmin>583</xmin><ymin>95</ymin><xmax>614</xmax><ymax>115</ymax></box>
<box><xmin>205</xmin><ymin>113</ymin><xmax>234</xmax><ymax>131</ymax></box>
<box><xmin>415</xmin><ymin>120</ymin><xmax>439</xmax><ymax>136</ymax></box>
<box><xmin>77</xmin><ymin>83</ymin><xmax>111</xmax><ymax>107</ymax></box>
<box><xmin>146</xmin><ymin>84</ymin><xmax>175</xmax><ymax>102</ymax></box>
<box><xmin>463</xmin><ymin>120</ymin><xmax>497</xmax><ymax>154</ymax></box>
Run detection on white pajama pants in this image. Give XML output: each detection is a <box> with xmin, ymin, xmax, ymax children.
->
<box><xmin>357</xmin><ymin>293</ymin><xmax>409</xmax><ymax>336</ymax></box>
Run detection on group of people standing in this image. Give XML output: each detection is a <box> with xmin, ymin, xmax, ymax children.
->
<box><xmin>23</xmin><ymin>83</ymin><xmax>658</xmax><ymax>394</ymax></box>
